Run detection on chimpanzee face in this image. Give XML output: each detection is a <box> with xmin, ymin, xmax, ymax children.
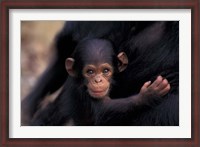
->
<box><xmin>65</xmin><ymin>39</ymin><xmax>128</xmax><ymax>99</ymax></box>
<box><xmin>83</xmin><ymin>63</ymin><xmax>113</xmax><ymax>98</ymax></box>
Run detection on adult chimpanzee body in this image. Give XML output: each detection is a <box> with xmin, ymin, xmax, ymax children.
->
<box><xmin>30</xmin><ymin>39</ymin><xmax>170</xmax><ymax>126</ymax></box>
<box><xmin>22</xmin><ymin>21</ymin><xmax>179</xmax><ymax>126</ymax></box>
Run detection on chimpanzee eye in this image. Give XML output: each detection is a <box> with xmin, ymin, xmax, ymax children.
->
<box><xmin>86</xmin><ymin>69</ymin><xmax>94</xmax><ymax>75</ymax></box>
<box><xmin>103</xmin><ymin>68</ymin><xmax>110</xmax><ymax>74</ymax></box>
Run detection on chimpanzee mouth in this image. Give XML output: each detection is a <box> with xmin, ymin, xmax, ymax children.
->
<box><xmin>89</xmin><ymin>88</ymin><xmax>109</xmax><ymax>98</ymax></box>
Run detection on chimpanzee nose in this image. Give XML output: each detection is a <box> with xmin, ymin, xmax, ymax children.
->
<box><xmin>95</xmin><ymin>77</ymin><xmax>102</xmax><ymax>83</ymax></box>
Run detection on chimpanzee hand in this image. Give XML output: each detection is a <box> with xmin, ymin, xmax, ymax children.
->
<box><xmin>137</xmin><ymin>76</ymin><xmax>170</xmax><ymax>106</ymax></box>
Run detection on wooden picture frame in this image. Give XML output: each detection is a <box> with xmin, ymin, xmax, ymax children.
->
<box><xmin>0</xmin><ymin>0</ymin><xmax>199</xmax><ymax>146</ymax></box>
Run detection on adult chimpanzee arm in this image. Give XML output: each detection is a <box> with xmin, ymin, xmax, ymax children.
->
<box><xmin>30</xmin><ymin>77</ymin><xmax>77</xmax><ymax>126</ymax></box>
<box><xmin>21</xmin><ymin>22</ymin><xmax>77</xmax><ymax>125</ymax></box>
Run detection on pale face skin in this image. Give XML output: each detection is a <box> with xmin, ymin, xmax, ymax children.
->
<box><xmin>83</xmin><ymin>63</ymin><xmax>113</xmax><ymax>98</ymax></box>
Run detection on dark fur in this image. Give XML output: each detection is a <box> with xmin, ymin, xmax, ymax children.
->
<box><xmin>30</xmin><ymin>38</ymin><xmax>166</xmax><ymax>126</ymax></box>
<box><xmin>22</xmin><ymin>21</ymin><xmax>179</xmax><ymax>126</ymax></box>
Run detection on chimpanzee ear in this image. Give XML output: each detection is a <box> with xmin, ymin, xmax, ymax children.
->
<box><xmin>65</xmin><ymin>58</ymin><xmax>76</xmax><ymax>77</ymax></box>
<box><xmin>117</xmin><ymin>52</ymin><xmax>128</xmax><ymax>72</ymax></box>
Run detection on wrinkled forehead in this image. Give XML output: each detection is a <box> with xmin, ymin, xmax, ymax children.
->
<box><xmin>84</xmin><ymin>58</ymin><xmax>113</xmax><ymax>66</ymax></box>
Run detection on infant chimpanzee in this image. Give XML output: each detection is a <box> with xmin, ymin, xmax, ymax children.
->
<box><xmin>31</xmin><ymin>38</ymin><xmax>170</xmax><ymax>126</ymax></box>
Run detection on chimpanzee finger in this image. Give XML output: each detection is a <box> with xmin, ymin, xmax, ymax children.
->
<box><xmin>149</xmin><ymin>76</ymin><xmax>163</xmax><ymax>88</ymax></box>
<box><xmin>141</xmin><ymin>81</ymin><xmax>151</xmax><ymax>91</ymax></box>
<box><xmin>159</xmin><ymin>84</ymin><xmax>171</xmax><ymax>96</ymax></box>
<box><xmin>157</xmin><ymin>78</ymin><xmax>169</xmax><ymax>90</ymax></box>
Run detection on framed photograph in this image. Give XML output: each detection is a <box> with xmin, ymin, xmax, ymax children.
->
<box><xmin>0</xmin><ymin>0</ymin><xmax>199</xmax><ymax>146</ymax></box>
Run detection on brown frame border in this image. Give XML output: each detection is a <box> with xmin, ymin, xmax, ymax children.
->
<box><xmin>0</xmin><ymin>0</ymin><xmax>199</xmax><ymax>146</ymax></box>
